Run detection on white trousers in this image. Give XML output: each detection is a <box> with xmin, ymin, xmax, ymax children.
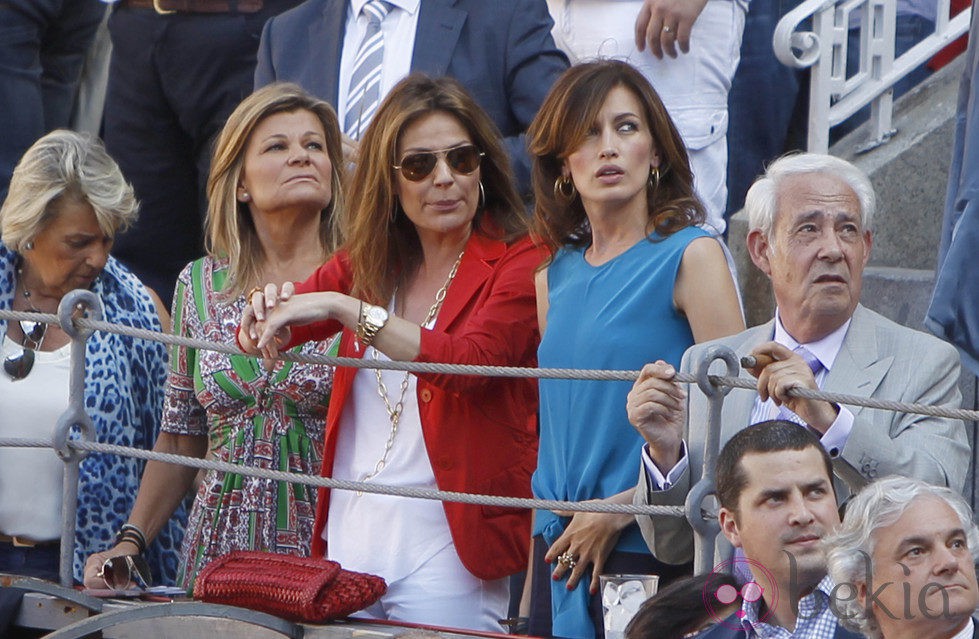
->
<box><xmin>350</xmin><ymin>540</ymin><xmax>510</xmax><ymax>631</ymax></box>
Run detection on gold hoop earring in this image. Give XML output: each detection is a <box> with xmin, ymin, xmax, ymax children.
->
<box><xmin>648</xmin><ymin>166</ymin><xmax>660</xmax><ymax>192</ymax></box>
<box><xmin>554</xmin><ymin>175</ymin><xmax>577</xmax><ymax>202</ymax></box>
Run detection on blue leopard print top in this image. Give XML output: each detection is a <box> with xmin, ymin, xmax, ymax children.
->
<box><xmin>0</xmin><ymin>242</ymin><xmax>186</xmax><ymax>584</ymax></box>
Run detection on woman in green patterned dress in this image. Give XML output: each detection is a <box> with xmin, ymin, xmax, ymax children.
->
<box><xmin>83</xmin><ymin>83</ymin><xmax>342</xmax><ymax>590</ymax></box>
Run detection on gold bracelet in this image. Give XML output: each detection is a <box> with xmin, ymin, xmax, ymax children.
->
<box><xmin>246</xmin><ymin>287</ymin><xmax>263</xmax><ymax>304</ymax></box>
<box><xmin>355</xmin><ymin>300</ymin><xmax>366</xmax><ymax>343</ymax></box>
<box><xmin>357</xmin><ymin>303</ymin><xmax>389</xmax><ymax>349</ymax></box>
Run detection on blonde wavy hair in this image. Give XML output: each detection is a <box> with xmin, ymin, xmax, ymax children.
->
<box><xmin>206</xmin><ymin>82</ymin><xmax>344</xmax><ymax>299</ymax></box>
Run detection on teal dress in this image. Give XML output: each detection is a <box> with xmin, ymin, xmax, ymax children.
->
<box><xmin>534</xmin><ymin>226</ymin><xmax>706</xmax><ymax>638</ymax></box>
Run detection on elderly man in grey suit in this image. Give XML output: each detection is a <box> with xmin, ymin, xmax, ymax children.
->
<box><xmin>626</xmin><ymin>152</ymin><xmax>970</xmax><ymax>565</ymax></box>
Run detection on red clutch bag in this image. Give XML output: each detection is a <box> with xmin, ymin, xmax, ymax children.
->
<box><xmin>192</xmin><ymin>550</ymin><xmax>387</xmax><ymax>623</ymax></box>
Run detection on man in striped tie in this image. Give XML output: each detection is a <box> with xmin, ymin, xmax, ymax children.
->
<box><xmin>627</xmin><ymin>152</ymin><xmax>970</xmax><ymax>567</ymax></box>
<box><xmin>342</xmin><ymin>0</ymin><xmax>391</xmax><ymax>141</ymax></box>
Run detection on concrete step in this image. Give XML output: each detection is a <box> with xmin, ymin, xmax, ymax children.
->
<box><xmin>833</xmin><ymin>55</ymin><xmax>964</xmax><ymax>271</ymax></box>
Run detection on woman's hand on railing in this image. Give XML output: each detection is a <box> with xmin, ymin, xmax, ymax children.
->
<box><xmin>240</xmin><ymin>282</ymin><xmax>296</xmax><ymax>359</ymax></box>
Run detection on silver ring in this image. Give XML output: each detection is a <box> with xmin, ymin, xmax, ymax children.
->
<box><xmin>662</xmin><ymin>25</ymin><xmax>673</xmax><ymax>33</ymax></box>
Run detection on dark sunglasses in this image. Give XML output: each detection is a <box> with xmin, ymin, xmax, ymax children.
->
<box><xmin>3</xmin><ymin>320</ymin><xmax>46</xmax><ymax>381</ymax></box>
<box><xmin>394</xmin><ymin>144</ymin><xmax>484</xmax><ymax>182</ymax></box>
<box><xmin>96</xmin><ymin>554</ymin><xmax>153</xmax><ymax>590</ymax></box>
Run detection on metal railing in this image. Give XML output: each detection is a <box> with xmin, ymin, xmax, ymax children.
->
<box><xmin>774</xmin><ymin>0</ymin><xmax>972</xmax><ymax>153</ymax></box>
<box><xmin>1</xmin><ymin>289</ymin><xmax>977</xmax><ymax>633</ymax></box>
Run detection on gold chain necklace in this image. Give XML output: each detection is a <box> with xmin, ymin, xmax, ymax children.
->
<box><xmin>361</xmin><ymin>250</ymin><xmax>465</xmax><ymax>484</ymax></box>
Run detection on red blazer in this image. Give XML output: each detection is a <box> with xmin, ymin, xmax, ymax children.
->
<box><xmin>290</xmin><ymin>232</ymin><xmax>544</xmax><ymax>580</ymax></box>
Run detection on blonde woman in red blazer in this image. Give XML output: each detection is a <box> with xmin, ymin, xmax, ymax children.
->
<box><xmin>240</xmin><ymin>75</ymin><xmax>543</xmax><ymax>630</ymax></box>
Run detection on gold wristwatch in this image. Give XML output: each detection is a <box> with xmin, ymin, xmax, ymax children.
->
<box><xmin>357</xmin><ymin>303</ymin><xmax>389</xmax><ymax>348</ymax></box>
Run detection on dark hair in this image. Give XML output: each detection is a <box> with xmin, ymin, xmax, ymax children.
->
<box><xmin>715</xmin><ymin>420</ymin><xmax>834</xmax><ymax>513</ymax></box>
<box><xmin>528</xmin><ymin>59</ymin><xmax>704</xmax><ymax>258</ymax></box>
<box><xmin>341</xmin><ymin>74</ymin><xmax>526</xmax><ymax>304</ymax></box>
<box><xmin>625</xmin><ymin>572</ymin><xmax>741</xmax><ymax>639</ymax></box>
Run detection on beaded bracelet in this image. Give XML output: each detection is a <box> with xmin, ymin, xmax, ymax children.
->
<box><xmin>115</xmin><ymin>523</ymin><xmax>147</xmax><ymax>554</ymax></box>
<box><xmin>116</xmin><ymin>531</ymin><xmax>145</xmax><ymax>554</ymax></box>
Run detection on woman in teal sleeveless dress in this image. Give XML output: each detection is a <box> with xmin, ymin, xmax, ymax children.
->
<box><xmin>526</xmin><ymin>61</ymin><xmax>745</xmax><ymax>637</ymax></box>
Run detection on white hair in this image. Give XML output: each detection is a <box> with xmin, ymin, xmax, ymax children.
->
<box><xmin>744</xmin><ymin>152</ymin><xmax>876</xmax><ymax>239</ymax></box>
<box><xmin>825</xmin><ymin>476</ymin><xmax>979</xmax><ymax>639</ymax></box>
<box><xmin>0</xmin><ymin>129</ymin><xmax>137</xmax><ymax>252</ymax></box>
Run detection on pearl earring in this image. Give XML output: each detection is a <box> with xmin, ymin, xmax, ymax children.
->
<box><xmin>23</xmin><ymin>241</ymin><xmax>33</xmax><ymax>251</ymax></box>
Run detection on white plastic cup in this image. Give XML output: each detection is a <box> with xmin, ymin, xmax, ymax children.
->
<box><xmin>599</xmin><ymin>573</ymin><xmax>660</xmax><ymax>639</ymax></box>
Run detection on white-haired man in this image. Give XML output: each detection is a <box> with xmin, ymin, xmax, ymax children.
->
<box><xmin>627</xmin><ymin>152</ymin><xmax>970</xmax><ymax>563</ymax></box>
<box><xmin>826</xmin><ymin>476</ymin><xmax>979</xmax><ymax>639</ymax></box>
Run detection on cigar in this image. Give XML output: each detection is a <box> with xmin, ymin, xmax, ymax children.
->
<box><xmin>740</xmin><ymin>353</ymin><xmax>776</xmax><ymax>370</ymax></box>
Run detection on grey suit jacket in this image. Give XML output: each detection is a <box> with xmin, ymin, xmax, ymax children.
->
<box><xmin>253</xmin><ymin>0</ymin><xmax>569</xmax><ymax>194</ymax></box>
<box><xmin>637</xmin><ymin>304</ymin><xmax>970</xmax><ymax>564</ymax></box>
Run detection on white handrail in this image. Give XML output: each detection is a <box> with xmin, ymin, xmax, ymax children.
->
<box><xmin>774</xmin><ymin>0</ymin><xmax>972</xmax><ymax>153</ymax></box>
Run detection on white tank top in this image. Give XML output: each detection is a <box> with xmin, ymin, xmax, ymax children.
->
<box><xmin>326</xmin><ymin>318</ymin><xmax>453</xmax><ymax>582</ymax></box>
<box><xmin>0</xmin><ymin>335</ymin><xmax>71</xmax><ymax>540</ymax></box>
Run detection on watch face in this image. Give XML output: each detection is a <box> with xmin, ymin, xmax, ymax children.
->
<box><xmin>366</xmin><ymin>305</ymin><xmax>388</xmax><ymax>323</ymax></box>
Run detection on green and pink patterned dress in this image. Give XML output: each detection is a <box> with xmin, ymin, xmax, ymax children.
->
<box><xmin>162</xmin><ymin>257</ymin><xmax>335</xmax><ymax>590</ymax></box>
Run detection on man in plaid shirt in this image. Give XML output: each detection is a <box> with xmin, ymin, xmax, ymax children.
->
<box><xmin>695</xmin><ymin>421</ymin><xmax>860</xmax><ymax>639</ymax></box>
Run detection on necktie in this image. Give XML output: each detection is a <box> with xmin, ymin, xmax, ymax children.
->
<box><xmin>344</xmin><ymin>0</ymin><xmax>391</xmax><ymax>140</ymax></box>
<box><xmin>776</xmin><ymin>346</ymin><xmax>823</xmax><ymax>427</ymax></box>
